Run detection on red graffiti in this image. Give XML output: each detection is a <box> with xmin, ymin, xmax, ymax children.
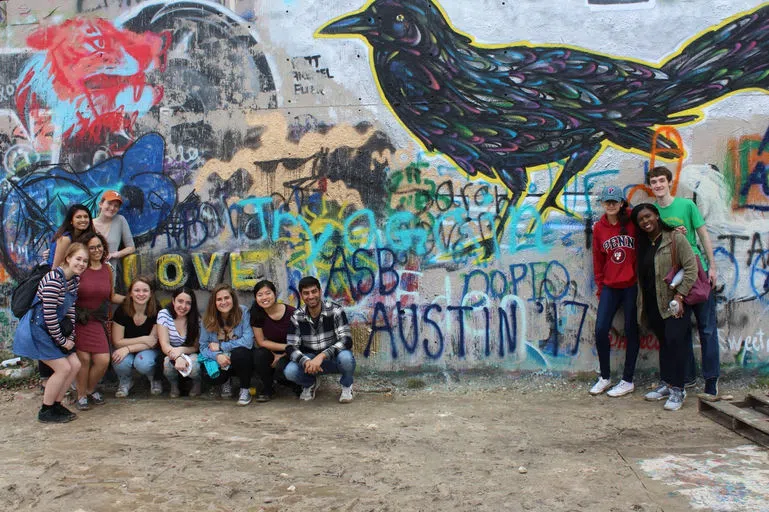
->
<box><xmin>16</xmin><ymin>18</ymin><xmax>170</xmax><ymax>145</ymax></box>
<box><xmin>609</xmin><ymin>331</ymin><xmax>660</xmax><ymax>351</ymax></box>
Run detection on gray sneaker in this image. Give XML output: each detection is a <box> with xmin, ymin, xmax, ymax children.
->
<box><xmin>644</xmin><ymin>384</ymin><xmax>670</xmax><ymax>401</ymax></box>
<box><xmin>664</xmin><ymin>388</ymin><xmax>686</xmax><ymax>411</ymax></box>
<box><xmin>237</xmin><ymin>388</ymin><xmax>252</xmax><ymax>406</ymax></box>
<box><xmin>150</xmin><ymin>378</ymin><xmax>163</xmax><ymax>396</ymax></box>
<box><xmin>220</xmin><ymin>379</ymin><xmax>232</xmax><ymax>399</ymax></box>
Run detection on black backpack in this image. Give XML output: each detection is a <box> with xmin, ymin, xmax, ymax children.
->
<box><xmin>11</xmin><ymin>263</ymin><xmax>51</xmax><ymax>319</ymax></box>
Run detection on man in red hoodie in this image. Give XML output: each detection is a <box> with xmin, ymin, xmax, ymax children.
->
<box><xmin>590</xmin><ymin>185</ymin><xmax>639</xmax><ymax>397</ymax></box>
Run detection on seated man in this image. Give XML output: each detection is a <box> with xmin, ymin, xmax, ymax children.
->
<box><xmin>284</xmin><ymin>276</ymin><xmax>356</xmax><ymax>403</ymax></box>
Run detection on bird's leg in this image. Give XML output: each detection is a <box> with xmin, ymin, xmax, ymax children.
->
<box><xmin>484</xmin><ymin>166</ymin><xmax>526</xmax><ymax>256</ymax></box>
<box><xmin>536</xmin><ymin>144</ymin><xmax>601</xmax><ymax>220</ymax></box>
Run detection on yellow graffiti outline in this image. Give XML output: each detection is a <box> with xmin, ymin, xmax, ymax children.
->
<box><xmin>317</xmin><ymin>1</ymin><xmax>769</xmax><ymax>217</ymax></box>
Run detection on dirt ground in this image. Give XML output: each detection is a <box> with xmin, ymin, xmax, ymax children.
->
<box><xmin>0</xmin><ymin>374</ymin><xmax>763</xmax><ymax>512</ymax></box>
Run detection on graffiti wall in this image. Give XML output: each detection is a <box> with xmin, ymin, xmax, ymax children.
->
<box><xmin>0</xmin><ymin>0</ymin><xmax>768</xmax><ymax>374</ymax></box>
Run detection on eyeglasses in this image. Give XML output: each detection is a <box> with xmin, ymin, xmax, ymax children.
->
<box><xmin>88</xmin><ymin>245</ymin><xmax>104</xmax><ymax>252</ymax></box>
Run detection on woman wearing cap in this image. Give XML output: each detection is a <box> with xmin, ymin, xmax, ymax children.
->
<box><xmin>589</xmin><ymin>185</ymin><xmax>640</xmax><ymax>398</ymax></box>
<box><xmin>93</xmin><ymin>190</ymin><xmax>135</xmax><ymax>279</ymax></box>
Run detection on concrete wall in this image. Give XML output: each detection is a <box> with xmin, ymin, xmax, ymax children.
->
<box><xmin>0</xmin><ymin>0</ymin><xmax>767</xmax><ymax>374</ymax></box>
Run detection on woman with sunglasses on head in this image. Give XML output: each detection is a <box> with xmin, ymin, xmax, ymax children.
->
<box><xmin>250</xmin><ymin>280</ymin><xmax>301</xmax><ymax>401</ymax></box>
<box><xmin>589</xmin><ymin>185</ymin><xmax>639</xmax><ymax>398</ymax></box>
<box><xmin>14</xmin><ymin>243</ymin><xmax>89</xmax><ymax>422</ymax></box>
<box><xmin>631</xmin><ymin>203</ymin><xmax>699</xmax><ymax>411</ymax></box>
<box><xmin>72</xmin><ymin>232</ymin><xmax>124</xmax><ymax>411</ymax></box>
<box><xmin>158</xmin><ymin>287</ymin><xmax>202</xmax><ymax>397</ymax></box>
<box><xmin>111</xmin><ymin>276</ymin><xmax>161</xmax><ymax>398</ymax></box>
<box><xmin>199</xmin><ymin>284</ymin><xmax>255</xmax><ymax>406</ymax></box>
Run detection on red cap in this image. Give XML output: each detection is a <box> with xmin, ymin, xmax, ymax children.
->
<box><xmin>101</xmin><ymin>190</ymin><xmax>123</xmax><ymax>204</ymax></box>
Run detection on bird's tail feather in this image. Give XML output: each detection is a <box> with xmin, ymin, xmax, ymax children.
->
<box><xmin>659</xmin><ymin>4</ymin><xmax>769</xmax><ymax>114</ymax></box>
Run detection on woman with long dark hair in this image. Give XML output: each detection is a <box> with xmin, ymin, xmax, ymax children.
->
<box><xmin>250</xmin><ymin>280</ymin><xmax>300</xmax><ymax>401</ymax></box>
<box><xmin>39</xmin><ymin>204</ymin><xmax>96</xmax><ymax>386</ymax></box>
<box><xmin>199</xmin><ymin>284</ymin><xmax>255</xmax><ymax>406</ymax></box>
<box><xmin>157</xmin><ymin>287</ymin><xmax>202</xmax><ymax>397</ymax></box>
<box><xmin>49</xmin><ymin>204</ymin><xmax>95</xmax><ymax>267</ymax></box>
<box><xmin>631</xmin><ymin>203</ymin><xmax>699</xmax><ymax>411</ymax></box>
<box><xmin>589</xmin><ymin>185</ymin><xmax>639</xmax><ymax>397</ymax></box>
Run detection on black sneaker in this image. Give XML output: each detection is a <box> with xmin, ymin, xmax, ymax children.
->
<box><xmin>256</xmin><ymin>392</ymin><xmax>273</xmax><ymax>403</ymax></box>
<box><xmin>38</xmin><ymin>406</ymin><xmax>70</xmax><ymax>423</ymax></box>
<box><xmin>53</xmin><ymin>403</ymin><xmax>77</xmax><ymax>421</ymax></box>
<box><xmin>704</xmin><ymin>378</ymin><xmax>718</xmax><ymax>397</ymax></box>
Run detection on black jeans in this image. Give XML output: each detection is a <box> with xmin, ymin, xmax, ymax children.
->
<box><xmin>253</xmin><ymin>346</ymin><xmax>294</xmax><ymax>395</ymax></box>
<box><xmin>202</xmin><ymin>347</ymin><xmax>254</xmax><ymax>389</ymax></box>
<box><xmin>646</xmin><ymin>300</ymin><xmax>692</xmax><ymax>389</ymax></box>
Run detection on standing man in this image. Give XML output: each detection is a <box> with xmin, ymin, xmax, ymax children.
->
<box><xmin>284</xmin><ymin>276</ymin><xmax>356</xmax><ymax>403</ymax></box>
<box><xmin>648</xmin><ymin>165</ymin><xmax>719</xmax><ymax>399</ymax></box>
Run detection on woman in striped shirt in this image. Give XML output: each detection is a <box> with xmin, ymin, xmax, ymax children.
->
<box><xmin>158</xmin><ymin>287</ymin><xmax>202</xmax><ymax>397</ymax></box>
<box><xmin>13</xmin><ymin>243</ymin><xmax>89</xmax><ymax>423</ymax></box>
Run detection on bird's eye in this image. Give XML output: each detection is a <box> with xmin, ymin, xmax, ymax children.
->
<box><xmin>395</xmin><ymin>13</ymin><xmax>405</xmax><ymax>22</ymax></box>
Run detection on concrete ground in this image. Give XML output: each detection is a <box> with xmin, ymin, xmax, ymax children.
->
<box><xmin>0</xmin><ymin>374</ymin><xmax>767</xmax><ymax>512</ymax></box>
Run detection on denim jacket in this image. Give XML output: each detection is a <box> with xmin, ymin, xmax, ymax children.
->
<box><xmin>199</xmin><ymin>305</ymin><xmax>254</xmax><ymax>360</ymax></box>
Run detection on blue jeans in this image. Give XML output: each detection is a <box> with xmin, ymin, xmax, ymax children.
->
<box><xmin>595</xmin><ymin>285</ymin><xmax>640</xmax><ymax>382</ymax></box>
<box><xmin>113</xmin><ymin>349</ymin><xmax>160</xmax><ymax>382</ymax></box>
<box><xmin>284</xmin><ymin>350</ymin><xmax>356</xmax><ymax>388</ymax></box>
<box><xmin>685</xmin><ymin>290</ymin><xmax>719</xmax><ymax>382</ymax></box>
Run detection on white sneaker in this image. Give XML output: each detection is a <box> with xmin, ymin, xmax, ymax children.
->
<box><xmin>220</xmin><ymin>379</ymin><xmax>232</xmax><ymax>399</ymax></box>
<box><xmin>115</xmin><ymin>379</ymin><xmax>133</xmax><ymax>398</ymax></box>
<box><xmin>150</xmin><ymin>378</ymin><xmax>163</xmax><ymax>396</ymax></box>
<box><xmin>607</xmin><ymin>380</ymin><xmax>635</xmax><ymax>397</ymax></box>
<box><xmin>589</xmin><ymin>377</ymin><xmax>611</xmax><ymax>395</ymax></box>
<box><xmin>299</xmin><ymin>380</ymin><xmax>319</xmax><ymax>401</ymax></box>
<box><xmin>237</xmin><ymin>388</ymin><xmax>252</xmax><ymax>406</ymax></box>
<box><xmin>339</xmin><ymin>385</ymin><xmax>354</xmax><ymax>403</ymax></box>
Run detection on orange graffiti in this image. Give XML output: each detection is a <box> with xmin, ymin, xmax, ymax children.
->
<box><xmin>627</xmin><ymin>126</ymin><xmax>684</xmax><ymax>203</ymax></box>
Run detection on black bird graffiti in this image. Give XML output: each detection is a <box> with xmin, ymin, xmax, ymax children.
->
<box><xmin>318</xmin><ymin>0</ymin><xmax>769</xmax><ymax>239</ymax></box>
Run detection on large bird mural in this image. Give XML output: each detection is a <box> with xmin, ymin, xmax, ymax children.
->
<box><xmin>318</xmin><ymin>0</ymin><xmax>769</xmax><ymax>238</ymax></box>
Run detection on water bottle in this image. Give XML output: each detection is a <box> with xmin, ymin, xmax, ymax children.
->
<box><xmin>669</xmin><ymin>269</ymin><xmax>685</xmax><ymax>289</ymax></box>
<box><xmin>669</xmin><ymin>300</ymin><xmax>680</xmax><ymax>315</ymax></box>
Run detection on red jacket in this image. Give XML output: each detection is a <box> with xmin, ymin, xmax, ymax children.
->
<box><xmin>592</xmin><ymin>211</ymin><xmax>637</xmax><ymax>295</ymax></box>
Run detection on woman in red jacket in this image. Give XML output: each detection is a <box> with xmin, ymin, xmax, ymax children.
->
<box><xmin>590</xmin><ymin>185</ymin><xmax>639</xmax><ymax>397</ymax></box>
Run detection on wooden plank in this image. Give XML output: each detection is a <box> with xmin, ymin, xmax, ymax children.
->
<box><xmin>699</xmin><ymin>397</ymin><xmax>769</xmax><ymax>448</ymax></box>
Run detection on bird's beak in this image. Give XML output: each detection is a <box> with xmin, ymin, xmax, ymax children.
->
<box><xmin>317</xmin><ymin>12</ymin><xmax>375</xmax><ymax>37</ymax></box>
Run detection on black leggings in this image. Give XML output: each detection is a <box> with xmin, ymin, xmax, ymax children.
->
<box><xmin>201</xmin><ymin>347</ymin><xmax>254</xmax><ymax>389</ymax></box>
<box><xmin>646</xmin><ymin>299</ymin><xmax>692</xmax><ymax>389</ymax></box>
<box><xmin>253</xmin><ymin>347</ymin><xmax>294</xmax><ymax>395</ymax></box>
